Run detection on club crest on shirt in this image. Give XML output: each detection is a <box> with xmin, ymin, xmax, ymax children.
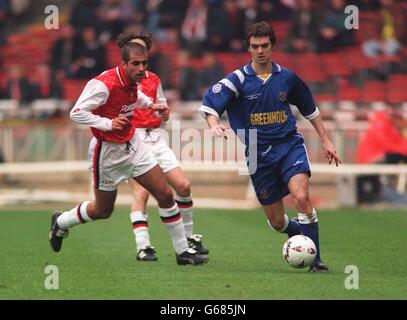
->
<box><xmin>259</xmin><ymin>190</ymin><xmax>269</xmax><ymax>199</ymax></box>
<box><xmin>279</xmin><ymin>92</ymin><xmax>287</xmax><ymax>102</ymax></box>
<box><xmin>212</xmin><ymin>83</ymin><xmax>222</xmax><ymax>93</ymax></box>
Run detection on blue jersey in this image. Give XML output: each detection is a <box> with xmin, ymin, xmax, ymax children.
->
<box><xmin>200</xmin><ymin>62</ymin><xmax>320</xmax><ymax>152</ymax></box>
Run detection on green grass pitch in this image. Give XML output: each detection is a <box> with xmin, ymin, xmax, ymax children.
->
<box><xmin>0</xmin><ymin>207</ymin><xmax>406</xmax><ymax>300</ymax></box>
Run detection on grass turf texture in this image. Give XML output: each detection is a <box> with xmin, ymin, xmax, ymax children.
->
<box><xmin>0</xmin><ymin>207</ymin><xmax>406</xmax><ymax>299</ymax></box>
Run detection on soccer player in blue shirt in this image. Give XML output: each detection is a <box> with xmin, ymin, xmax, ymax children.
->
<box><xmin>200</xmin><ymin>21</ymin><xmax>341</xmax><ymax>272</ymax></box>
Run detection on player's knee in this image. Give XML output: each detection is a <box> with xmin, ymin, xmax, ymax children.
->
<box><xmin>94</xmin><ymin>206</ymin><xmax>114</xmax><ymax>219</ymax></box>
<box><xmin>134</xmin><ymin>189</ymin><xmax>150</xmax><ymax>203</ymax></box>
<box><xmin>175</xmin><ymin>179</ymin><xmax>191</xmax><ymax>196</ymax></box>
<box><xmin>156</xmin><ymin>187</ymin><xmax>174</xmax><ymax>207</ymax></box>
<box><xmin>292</xmin><ymin>191</ymin><xmax>309</xmax><ymax>208</ymax></box>
<box><xmin>267</xmin><ymin>217</ymin><xmax>286</xmax><ymax>232</ymax></box>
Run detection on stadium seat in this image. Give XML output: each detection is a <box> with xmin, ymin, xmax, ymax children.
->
<box><xmin>106</xmin><ymin>41</ymin><xmax>121</xmax><ymax>68</ymax></box>
<box><xmin>62</xmin><ymin>79</ymin><xmax>88</xmax><ymax>103</ymax></box>
<box><xmin>337</xmin><ymin>86</ymin><xmax>361</xmax><ymax>102</ymax></box>
<box><xmin>386</xmin><ymin>74</ymin><xmax>407</xmax><ymax>104</ymax></box>
<box><xmin>361</xmin><ymin>81</ymin><xmax>385</xmax><ymax>103</ymax></box>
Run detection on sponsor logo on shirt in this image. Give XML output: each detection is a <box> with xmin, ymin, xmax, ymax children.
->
<box><xmin>292</xmin><ymin>160</ymin><xmax>304</xmax><ymax>167</ymax></box>
<box><xmin>245</xmin><ymin>93</ymin><xmax>261</xmax><ymax>100</ymax></box>
<box><xmin>250</xmin><ymin>110</ymin><xmax>288</xmax><ymax>125</ymax></box>
<box><xmin>119</xmin><ymin>103</ymin><xmax>137</xmax><ymax>117</ymax></box>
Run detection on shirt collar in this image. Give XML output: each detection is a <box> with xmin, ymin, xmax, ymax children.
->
<box><xmin>117</xmin><ymin>64</ymin><xmax>134</xmax><ymax>88</ymax></box>
<box><xmin>244</xmin><ymin>61</ymin><xmax>282</xmax><ymax>75</ymax></box>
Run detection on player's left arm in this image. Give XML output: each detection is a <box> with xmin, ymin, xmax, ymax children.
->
<box><xmin>309</xmin><ymin>115</ymin><xmax>342</xmax><ymax>166</ymax></box>
<box><xmin>155</xmin><ymin>81</ymin><xmax>169</xmax><ymax>123</ymax></box>
<box><xmin>136</xmin><ymin>90</ymin><xmax>169</xmax><ymax>116</ymax></box>
<box><xmin>288</xmin><ymin>73</ymin><xmax>341</xmax><ymax>166</ymax></box>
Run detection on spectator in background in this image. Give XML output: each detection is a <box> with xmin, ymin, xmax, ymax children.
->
<box><xmin>207</xmin><ymin>0</ymin><xmax>245</xmax><ymax>52</ymax></box>
<box><xmin>284</xmin><ymin>0</ymin><xmax>320</xmax><ymax>53</ymax></box>
<box><xmin>3</xmin><ymin>64</ymin><xmax>36</xmax><ymax>105</ymax></box>
<box><xmin>97</xmin><ymin>0</ymin><xmax>132</xmax><ymax>43</ymax></box>
<box><xmin>148</xmin><ymin>40</ymin><xmax>172</xmax><ymax>89</ymax></box>
<box><xmin>70</xmin><ymin>26</ymin><xmax>106</xmax><ymax>79</ymax></box>
<box><xmin>0</xmin><ymin>0</ymin><xmax>10</xmax><ymax>45</ymax></box>
<box><xmin>156</xmin><ymin>0</ymin><xmax>188</xmax><ymax>42</ymax></box>
<box><xmin>353</xmin><ymin>0</ymin><xmax>381</xmax><ymax>11</ymax></box>
<box><xmin>180</xmin><ymin>0</ymin><xmax>208</xmax><ymax>57</ymax></box>
<box><xmin>362</xmin><ymin>0</ymin><xmax>405</xmax><ymax>58</ymax></box>
<box><xmin>356</xmin><ymin>105</ymin><xmax>407</xmax><ymax>204</ymax></box>
<box><xmin>31</xmin><ymin>63</ymin><xmax>63</xmax><ymax>100</ymax></box>
<box><xmin>357</xmin><ymin>106</ymin><xmax>407</xmax><ymax>165</ymax></box>
<box><xmin>197</xmin><ymin>51</ymin><xmax>225</xmax><ymax>96</ymax></box>
<box><xmin>50</xmin><ymin>24</ymin><xmax>76</xmax><ymax>77</ymax></box>
<box><xmin>69</xmin><ymin>0</ymin><xmax>101</xmax><ymax>34</ymax></box>
<box><xmin>317</xmin><ymin>0</ymin><xmax>354</xmax><ymax>52</ymax></box>
<box><xmin>257</xmin><ymin>0</ymin><xmax>277</xmax><ymax>22</ymax></box>
<box><xmin>277</xmin><ymin>0</ymin><xmax>296</xmax><ymax>20</ymax></box>
<box><xmin>176</xmin><ymin>50</ymin><xmax>201</xmax><ymax>101</ymax></box>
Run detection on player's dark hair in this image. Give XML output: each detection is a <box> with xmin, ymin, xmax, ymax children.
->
<box><xmin>245</xmin><ymin>21</ymin><xmax>277</xmax><ymax>48</ymax></box>
<box><xmin>117</xmin><ymin>31</ymin><xmax>153</xmax><ymax>50</ymax></box>
<box><xmin>120</xmin><ymin>42</ymin><xmax>147</xmax><ymax>62</ymax></box>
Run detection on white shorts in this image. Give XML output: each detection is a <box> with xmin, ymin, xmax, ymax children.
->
<box><xmin>88</xmin><ymin>134</ymin><xmax>158</xmax><ymax>191</ymax></box>
<box><xmin>136</xmin><ymin>128</ymin><xmax>179</xmax><ymax>173</ymax></box>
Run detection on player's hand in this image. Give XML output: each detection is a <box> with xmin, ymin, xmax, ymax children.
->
<box><xmin>151</xmin><ymin>104</ymin><xmax>170</xmax><ymax>122</ymax></box>
<box><xmin>112</xmin><ymin>115</ymin><xmax>130</xmax><ymax>131</ymax></box>
<box><xmin>150</xmin><ymin>103</ymin><xmax>169</xmax><ymax>113</ymax></box>
<box><xmin>210</xmin><ymin>124</ymin><xmax>228</xmax><ymax>139</ymax></box>
<box><xmin>323</xmin><ymin>140</ymin><xmax>342</xmax><ymax>166</ymax></box>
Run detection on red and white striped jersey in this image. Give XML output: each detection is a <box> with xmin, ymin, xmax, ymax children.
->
<box><xmin>133</xmin><ymin>71</ymin><xmax>167</xmax><ymax>129</ymax></box>
<box><xmin>70</xmin><ymin>64</ymin><xmax>152</xmax><ymax>142</ymax></box>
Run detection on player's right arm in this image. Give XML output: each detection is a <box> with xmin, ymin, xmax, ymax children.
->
<box><xmin>206</xmin><ymin>114</ymin><xmax>228</xmax><ymax>137</ymax></box>
<box><xmin>199</xmin><ymin>72</ymin><xmax>242</xmax><ymax>136</ymax></box>
<box><xmin>70</xmin><ymin>79</ymin><xmax>116</xmax><ymax>131</ymax></box>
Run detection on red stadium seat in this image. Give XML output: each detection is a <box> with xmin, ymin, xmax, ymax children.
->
<box><xmin>337</xmin><ymin>86</ymin><xmax>361</xmax><ymax>102</ymax></box>
<box><xmin>62</xmin><ymin>79</ymin><xmax>88</xmax><ymax>103</ymax></box>
<box><xmin>106</xmin><ymin>41</ymin><xmax>121</xmax><ymax>68</ymax></box>
<box><xmin>385</xmin><ymin>74</ymin><xmax>407</xmax><ymax>103</ymax></box>
<box><xmin>361</xmin><ymin>81</ymin><xmax>385</xmax><ymax>102</ymax></box>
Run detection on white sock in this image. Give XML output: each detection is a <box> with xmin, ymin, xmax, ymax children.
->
<box><xmin>175</xmin><ymin>194</ymin><xmax>193</xmax><ymax>238</ymax></box>
<box><xmin>267</xmin><ymin>214</ymin><xmax>289</xmax><ymax>233</ymax></box>
<box><xmin>159</xmin><ymin>204</ymin><xmax>188</xmax><ymax>254</ymax></box>
<box><xmin>130</xmin><ymin>211</ymin><xmax>151</xmax><ymax>251</ymax></box>
<box><xmin>57</xmin><ymin>201</ymin><xmax>93</xmax><ymax>229</ymax></box>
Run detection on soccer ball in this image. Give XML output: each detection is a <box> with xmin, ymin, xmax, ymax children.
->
<box><xmin>282</xmin><ymin>235</ymin><xmax>317</xmax><ymax>268</ymax></box>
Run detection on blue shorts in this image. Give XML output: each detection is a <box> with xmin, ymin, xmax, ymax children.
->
<box><xmin>249</xmin><ymin>134</ymin><xmax>311</xmax><ymax>205</ymax></box>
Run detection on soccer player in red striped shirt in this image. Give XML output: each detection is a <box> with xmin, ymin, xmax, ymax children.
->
<box><xmin>49</xmin><ymin>39</ymin><xmax>208</xmax><ymax>265</ymax></box>
<box><xmin>117</xmin><ymin>31</ymin><xmax>209</xmax><ymax>261</ymax></box>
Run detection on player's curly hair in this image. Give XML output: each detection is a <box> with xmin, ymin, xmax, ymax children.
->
<box><xmin>117</xmin><ymin>31</ymin><xmax>153</xmax><ymax>50</ymax></box>
<box><xmin>245</xmin><ymin>21</ymin><xmax>277</xmax><ymax>48</ymax></box>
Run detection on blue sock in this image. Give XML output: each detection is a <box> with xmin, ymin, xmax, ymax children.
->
<box><xmin>282</xmin><ymin>219</ymin><xmax>301</xmax><ymax>238</ymax></box>
<box><xmin>299</xmin><ymin>221</ymin><xmax>321</xmax><ymax>262</ymax></box>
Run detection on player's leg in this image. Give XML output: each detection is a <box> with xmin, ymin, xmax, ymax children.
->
<box><xmin>250</xmin><ymin>163</ymin><xmax>301</xmax><ymax>238</ymax></box>
<box><xmin>165</xmin><ymin>167</ymin><xmax>209</xmax><ymax>254</ymax></box>
<box><xmin>287</xmin><ymin>173</ymin><xmax>327</xmax><ymax>272</ymax></box>
<box><xmin>129</xmin><ymin>179</ymin><xmax>157</xmax><ymax>261</ymax></box>
<box><xmin>133</xmin><ymin>165</ymin><xmax>208</xmax><ymax>265</ymax></box>
<box><xmin>262</xmin><ymin>200</ymin><xmax>301</xmax><ymax>237</ymax></box>
<box><xmin>49</xmin><ymin>188</ymin><xmax>117</xmax><ymax>252</ymax></box>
